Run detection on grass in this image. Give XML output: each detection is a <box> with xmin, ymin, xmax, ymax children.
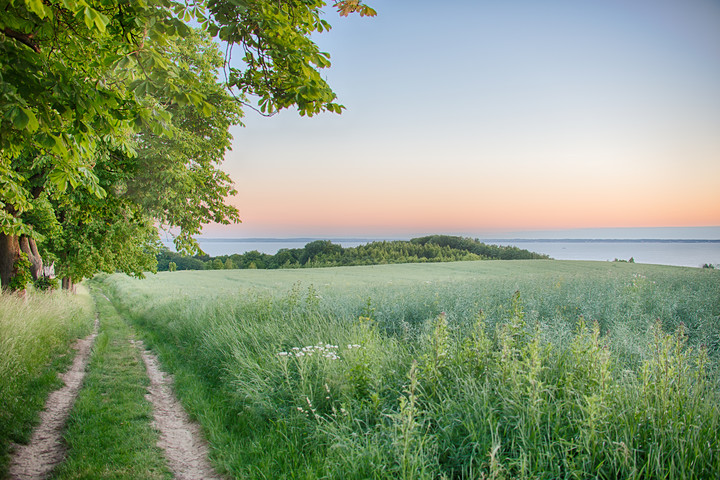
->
<box><xmin>0</xmin><ymin>287</ymin><xmax>94</xmax><ymax>478</ymax></box>
<box><xmin>94</xmin><ymin>260</ymin><xmax>720</xmax><ymax>479</ymax></box>
<box><xmin>50</xmin><ymin>288</ymin><xmax>172</xmax><ymax>480</ymax></box>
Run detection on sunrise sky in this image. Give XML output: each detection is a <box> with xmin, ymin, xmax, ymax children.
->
<box><xmin>209</xmin><ymin>0</ymin><xmax>720</xmax><ymax>239</ymax></box>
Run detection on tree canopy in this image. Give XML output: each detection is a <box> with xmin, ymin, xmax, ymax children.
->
<box><xmin>0</xmin><ymin>0</ymin><xmax>375</xmax><ymax>289</ymax></box>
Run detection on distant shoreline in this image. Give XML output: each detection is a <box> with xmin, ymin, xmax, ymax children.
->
<box><xmin>195</xmin><ymin>238</ymin><xmax>720</xmax><ymax>244</ymax></box>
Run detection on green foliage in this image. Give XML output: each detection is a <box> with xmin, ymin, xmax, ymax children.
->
<box><xmin>8</xmin><ymin>252</ymin><xmax>32</xmax><ymax>290</ymax></box>
<box><xmin>412</xmin><ymin>235</ymin><xmax>550</xmax><ymax>260</ymax></box>
<box><xmin>33</xmin><ymin>275</ymin><xmax>59</xmax><ymax>291</ymax></box>
<box><xmin>156</xmin><ymin>248</ymin><xmax>205</xmax><ymax>271</ymax></box>
<box><xmin>155</xmin><ymin>236</ymin><xmax>548</xmax><ymax>271</ymax></box>
<box><xmin>92</xmin><ymin>261</ymin><xmax>720</xmax><ymax>479</ymax></box>
<box><xmin>1</xmin><ymin>0</ymin><xmax>376</xmax><ymax>286</ymax></box>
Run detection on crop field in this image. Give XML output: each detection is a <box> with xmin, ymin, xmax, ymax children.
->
<box><xmin>94</xmin><ymin>260</ymin><xmax>720</xmax><ymax>479</ymax></box>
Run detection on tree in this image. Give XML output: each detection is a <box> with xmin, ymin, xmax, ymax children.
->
<box><xmin>0</xmin><ymin>0</ymin><xmax>375</xmax><ymax>290</ymax></box>
<box><xmin>301</xmin><ymin>240</ymin><xmax>343</xmax><ymax>265</ymax></box>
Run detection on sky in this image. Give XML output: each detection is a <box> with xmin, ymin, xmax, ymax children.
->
<box><xmin>206</xmin><ymin>0</ymin><xmax>720</xmax><ymax>239</ymax></box>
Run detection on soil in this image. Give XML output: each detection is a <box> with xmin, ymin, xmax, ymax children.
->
<box><xmin>133</xmin><ymin>339</ymin><xmax>223</xmax><ymax>480</ymax></box>
<box><xmin>7</xmin><ymin>316</ymin><xmax>99</xmax><ymax>480</ymax></box>
<box><xmin>8</xmin><ymin>300</ymin><xmax>223</xmax><ymax>480</ymax></box>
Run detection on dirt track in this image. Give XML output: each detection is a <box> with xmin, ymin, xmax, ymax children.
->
<box><xmin>7</xmin><ymin>317</ymin><xmax>99</xmax><ymax>480</ymax></box>
<box><xmin>134</xmin><ymin>339</ymin><xmax>223</xmax><ymax>480</ymax></box>
<box><xmin>8</xmin><ymin>298</ymin><xmax>222</xmax><ymax>480</ymax></box>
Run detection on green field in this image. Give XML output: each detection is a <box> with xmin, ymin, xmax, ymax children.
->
<box><xmin>91</xmin><ymin>260</ymin><xmax>720</xmax><ymax>479</ymax></box>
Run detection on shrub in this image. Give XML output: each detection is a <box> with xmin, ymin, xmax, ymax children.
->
<box><xmin>8</xmin><ymin>253</ymin><xmax>33</xmax><ymax>291</ymax></box>
<box><xmin>33</xmin><ymin>276</ymin><xmax>59</xmax><ymax>291</ymax></box>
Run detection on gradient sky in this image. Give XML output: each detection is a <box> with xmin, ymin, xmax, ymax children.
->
<box><xmin>208</xmin><ymin>0</ymin><xmax>720</xmax><ymax>238</ymax></box>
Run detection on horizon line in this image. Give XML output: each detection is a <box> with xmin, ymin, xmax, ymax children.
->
<box><xmin>184</xmin><ymin>237</ymin><xmax>720</xmax><ymax>244</ymax></box>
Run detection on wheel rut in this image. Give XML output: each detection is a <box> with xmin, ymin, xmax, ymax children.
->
<box><xmin>8</xmin><ymin>293</ymin><xmax>223</xmax><ymax>480</ymax></box>
<box><xmin>132</xmin><ymin>339</ymin><xmax>223</xmax><ymax>480</ymax></box>
<box><xmin>7</xmin><ymin>317</ymin><xmax>99</xmax><ymax>480</ymax></box>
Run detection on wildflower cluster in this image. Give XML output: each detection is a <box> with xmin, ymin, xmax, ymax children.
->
<box><xmin>278</xmin><ymin>344</ymin><xmax>340</xmax><ymax>359</ymax></box>
<box><xmin>276</xmin><ymin>343</ymin><xmax>363</xmax><ymax>360</ymax></box>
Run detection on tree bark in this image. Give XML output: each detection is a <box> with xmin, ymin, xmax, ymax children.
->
<box><xmin>2</xmin><ymin>27</ymin><xmax>41</xmax><ymax>53</ymax></box>
<box><xmin>0</xmin><ymin>233</ymin><xmax>22</xmax><ymax>289</ymax></box>
<box><xmin>19</xmin><ymin>236</ymin><xmax>43</xmax><ymax>280</ymax></box>
<box><xmin>62</xmin><ymin>277</ymin><xmax>74</xmax><ymax>292</ymax></box>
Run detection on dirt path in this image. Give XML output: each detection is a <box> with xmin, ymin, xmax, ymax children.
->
<box><xmin>8</xmin><ymin>293</ymin><xmax>223</xmax><ymax>480</ymax></box>
<box><xmin>7</xmin><ymin>317</ymin><xmax>99</xmax><ymax>480</ymax></box>
<box><xmin>132</xmin><ymin>339</ymin><xmax>223</xmax><ymax>480</ymax></box>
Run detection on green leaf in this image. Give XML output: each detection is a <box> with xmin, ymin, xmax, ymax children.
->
<box><xmin>83</xmin><ymin>6</ymin><xmax>95</xmax><ymax>30</ymax></box>
<box><xmin>200</xmin><ymin>101</ymin><xmax>214</xmax><ymax>116</ymax></box>
<box><xmin>25</xmin><ymin>0</ymin><xmax>51</xmax><ymax>18</ymax></box>
<box><xmin>48</xmin><ymin>169</ymin><xmax>69</xmax><ymax>192</ymax></box>
<box><xmin>37</xmin><ymin>133</ymin><xmax>57</xmax><ymax>149</ymax></box>
<box><xmin>22</xmin><ymin>107</ymin><xmax>39</xmax><ymax>132</ymax></box>
<box><xmin>8</xmin><ymin>106</ymin><xmax>39</xmax><ymax>132</ymax></box>
<box><xmin>173</xmin><ymin>92</ymin><xmax>189</xmax><ymax>106</ymax></box>
<box><xmin>83</xmin><ymin>7</ymin><xmax>109</xmax><ymax>33</ymax></box>
<box><xmin>174</xmin><ymin>19</ymin><xmax>191</xmax><ymax>38</ymax></box>
<box><xmin>114</xmin><ymin>56</ymin><xmax>131</xmax><ymax>71</ymax></box>
<box><xmin>10</xmin><ymin>106</ymin><xmax>30</xmax><ymax>130</ymax></box>
<box><xmin>133</xmin><ymin>81</ymin><xmax>149</xmax><ymax>98</ymax></box>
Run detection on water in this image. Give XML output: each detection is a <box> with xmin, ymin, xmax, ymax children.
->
<box><xmin>491</xmin><ymin>240</ymin><xmax>720</xmax><ymax>268</ymax></box>
<box><xmin>167</xmin><ymin>238</ymin><xmax>720</xmax><ymax>268</ymax></box>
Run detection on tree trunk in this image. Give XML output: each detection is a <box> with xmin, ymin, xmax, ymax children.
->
<box><xmin>19</xmin><ymin>235</ymin><xmax>43</xmax><ymax>280</ymax></box>
<box><xmin>62</xmin><ymin>277</ymin><xmax>74</xmax><ymax>292</ymax></box>
<box><xmin>0</xmin><ymin>233</ymin><xmax>22</xmax><ymax>290</ymax></box>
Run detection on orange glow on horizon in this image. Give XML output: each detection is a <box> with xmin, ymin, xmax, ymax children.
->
<box><xmin>226</xmin><ymin>160</ymin><xmax>720</xmax><ymax>235</ymax></box>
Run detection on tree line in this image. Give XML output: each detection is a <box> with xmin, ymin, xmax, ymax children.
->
<box><xmin>157</xmin><ymin>235</ymin><xmax>550</xmax><ymax>271</ymax></box>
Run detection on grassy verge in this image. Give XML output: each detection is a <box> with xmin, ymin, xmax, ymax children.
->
<box><xmin>96</xmin><ymin>262</ymin><xmax>720</xmax><ymax>479</ymax></box>
<box><xmin>50</xmin><ymin>289</ymin><xmax>171</xmax><ymax>480</ymax></box>
<box><xmin>0</xmin><ymin>288</ymin><xmax>94</xmax><ymax>478</ymax></box>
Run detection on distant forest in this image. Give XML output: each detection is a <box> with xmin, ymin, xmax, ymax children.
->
<box><xmin>157</xmin><ymin>235</ymin><xmax>550</xmax><ymax>271</ymax></box>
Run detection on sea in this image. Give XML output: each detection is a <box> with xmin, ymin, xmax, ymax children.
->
<box><xmin>170</xmin><ymin>237</ymin><xmax>720</xmax><ymax>268</ymax></box>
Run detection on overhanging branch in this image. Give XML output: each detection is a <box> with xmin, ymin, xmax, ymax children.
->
<box><xmin>3</xmin><ymin>27</ymin><xmax>41</xmax><ymax>53</ymax></box>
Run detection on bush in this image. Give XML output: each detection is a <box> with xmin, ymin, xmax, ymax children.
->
<box><xmin>33</xmin><ymin>276</ymin><xmax>59</xmax><ymax>291</ymax></box>
<box><xmin>8</xmin><ymin>253</ymin><xmax>33</xmax><ymax>291</ymax></box>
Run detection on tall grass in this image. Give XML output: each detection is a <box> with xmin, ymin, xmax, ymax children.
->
<box><xmin>0</xmin><ymin>287</ymin><xmax>94</xmax><ymax>476</ymax></box>
<box><xmin>95</xmin><ymin>261</ymin><xmax>720</xmax><ymax>479</ymax></box>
